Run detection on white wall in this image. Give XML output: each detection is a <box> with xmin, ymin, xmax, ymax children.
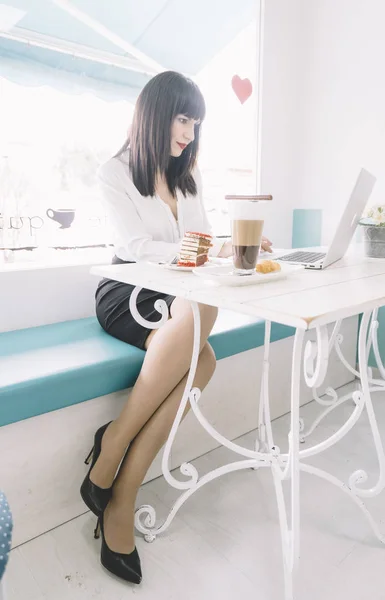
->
<box><xmin>259</xmin><ymin>0</ymin><xmax>305</xmax><ymax>248</ymax></box>
<box><xmin>261</xmin><ymin>0</ymin><xmax>385</xmax><ymax>247</ymax></box>
<box><xmin>296</xmin><ymin>0</ymin><xmax>385</xmax><ymax>244</ymax></box>
<box><xmin>0</xmin><ymin>263</ymin><xmax>100</xmax><ymax>332</ymax></box>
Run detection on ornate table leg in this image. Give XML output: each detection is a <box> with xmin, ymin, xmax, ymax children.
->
<box><xmin>265</xmin><ymin>328</ymin><xmax>305</xmax><ymax>600</ymax></box>
<box><xmin>256</xmin><ymin>311</ymin><xmax>385</xmax><ymax>599</ymax></box>
<box><xmin>257</xmin><ymin>320</ymin><xmax>274</xmax><ymax>453</ymax></box>
<box><xmin>132</xmin><ymin>288</ymin><xmax>270</xmax><ymax>542</ymax></box>
<box><xmin>297</xmin><ymin>310</ymin><xmax>385</xmax><ymax>540</ymax></box>
<box><xmin>300</xmin><ymin>311</ymin><xmax>385</xmax><ymax>441</ymax></box>
<box><xmin>129</xmin><ymin>288</ymin><xmax>202</xmax><ymax>541</ymax></box>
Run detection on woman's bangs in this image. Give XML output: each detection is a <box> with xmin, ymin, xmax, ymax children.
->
<box><xmin>177</xmin><ymin>83</ymin><xmax>206</xmax><ymax>122</ymax></box>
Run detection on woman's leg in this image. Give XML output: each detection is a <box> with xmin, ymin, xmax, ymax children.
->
<box><xmin>90</xmin><ymin>300</ymin><xmax>218</xmax><ymax>489</ymax></box>
<box><xmin>103</xmin><ymin>342</ymin><xmax>216</xmax><ymax>553</ymax></box>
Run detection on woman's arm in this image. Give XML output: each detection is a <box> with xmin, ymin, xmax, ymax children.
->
<box><xmin>99</xmin><ymin>162</ymin><xmax>179</xmax><ymax>263</ymax></box>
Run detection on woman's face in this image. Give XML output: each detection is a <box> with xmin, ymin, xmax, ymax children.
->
<box><xmin>170</xmin><ymin>114</ymin><xmax>200</xmax><ymax>157</ymax></box>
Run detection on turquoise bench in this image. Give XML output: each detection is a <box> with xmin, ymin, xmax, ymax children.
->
<box><xmin>0</xmin><ymin>313</ymin><xmax>295</xmax><ymax>428</ymax></box>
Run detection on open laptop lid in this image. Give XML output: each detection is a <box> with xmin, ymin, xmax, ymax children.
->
<box><xmin>322</xmin><ymin>168</ymin><xmax>377</xmax><ymax>269</ymax></box>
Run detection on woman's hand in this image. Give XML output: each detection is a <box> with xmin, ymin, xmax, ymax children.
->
<box><xmin>218</xmin><ymin>236</ymin><xmax>273</xmax><ymax>258</ymax></box>
<box><xmin>261</xmin><ymin>236</ymin><xmax>273</xmax><ymax>253</ymax></box>
<box><xmin>218</xmin><ymin>239</ymin><xmax>233</xmax><ymax>258</ymax></box>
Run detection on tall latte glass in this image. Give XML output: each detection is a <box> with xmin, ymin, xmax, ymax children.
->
<box><xmin>227</xmin><ymin>195</ymin><xmax>272</xmax><ymax>275</ymax></box>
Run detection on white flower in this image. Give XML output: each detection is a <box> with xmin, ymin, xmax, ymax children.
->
<box><xmin>363</xmin><ymin>204</ymin><xmax>385</xmax><ymax>225</ymax></box>
<box><xmin>374</xmin><ymin>213</ymin><xmax>385</xmax><ymax>224</ymax></box>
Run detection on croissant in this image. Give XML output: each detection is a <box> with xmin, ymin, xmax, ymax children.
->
<box><xmin>256</xmin><ymin>260</ymin><xmax>281</xmax><ymax>274</ymax></box>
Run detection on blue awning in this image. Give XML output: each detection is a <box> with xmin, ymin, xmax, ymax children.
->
<box><xmin>0</xmin><ymin>40</ymin><xmax>149</xmax><ymax>102</ymax></box>
<box><xmin>0</xmin><ymin>0</ymin><xmax>257</xmax><ymax>100</ymax></box>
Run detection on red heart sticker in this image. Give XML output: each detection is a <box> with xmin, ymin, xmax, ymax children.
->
<box><xmin>231</xmin><ymin>75</ymin><xmax>253</xmax><ymax>104</ymax></box>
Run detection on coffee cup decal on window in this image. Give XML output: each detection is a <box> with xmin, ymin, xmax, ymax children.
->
<box><xmin>46</xmin><ymin>208</ymin><xmax>75</xmax><ymax>229</ymax></box>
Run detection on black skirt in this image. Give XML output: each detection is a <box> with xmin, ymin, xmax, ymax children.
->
<box><xmin>95</xmin><ymin>256</ymin><xmax>175</xmax><ymax>350</ymax></box>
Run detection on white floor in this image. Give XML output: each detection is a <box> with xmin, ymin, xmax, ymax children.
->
<box><xmin>5</xmin><ymin>382</ymin><xmax>385</xmax><ymax>600</ymax></box>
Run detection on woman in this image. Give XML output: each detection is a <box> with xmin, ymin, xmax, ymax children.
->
<box><xmin>81</xmin><ymin>71</ymin><xmax>272</xmax><ymax>584</ymax></box>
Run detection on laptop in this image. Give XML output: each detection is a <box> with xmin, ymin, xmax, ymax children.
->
<box><xmin>276</xmin><ymin>168</ymin><xmax>377</xmax><ymax>269</ymax></box>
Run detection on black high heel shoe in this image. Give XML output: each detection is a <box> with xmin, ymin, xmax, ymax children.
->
<box><xmin>94</xmin><ymin>514</ymin><xmax>142</xmax><ymax>584</ymax></box>
<box><xmin>80</xmin><ymin>421</ymin><xmax>113</xmax><ymax>516</ymax></box>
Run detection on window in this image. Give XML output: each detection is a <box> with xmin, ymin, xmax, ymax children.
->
<box><xmin>197</xmin><ymin>20</ymin><xmax>259</xmax><ymax>236</ymax></box>
<box><xmin>0</xmin><ymin>78</ymin><xmax>133</xmax><ymax>264</ymax></box>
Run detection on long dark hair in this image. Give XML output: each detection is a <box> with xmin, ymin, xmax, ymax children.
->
<box><xmin>115</xmin><ymin>71</ymin><xmax>205</xmax><ymax>197</ymax></box>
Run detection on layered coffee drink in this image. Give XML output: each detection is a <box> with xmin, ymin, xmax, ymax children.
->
<box><xmin>232</xmin><ymin>219</ymin><xmax>264</xmax><ymax>273</ymax></box>
<box><xmin>232</xmin><ymin>219</ymin><xmax>264</xmax><ymax>272</ymax></box>
<box><xmin>226</xmin><ymin>195</ymin><xmax>272</xmax><ymax>275</ymax></box>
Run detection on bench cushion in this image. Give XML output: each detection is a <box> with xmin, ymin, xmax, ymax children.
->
<box><xmin>0</xmin><ymin>314</ymin><xmax>294</xmax><ymax>427</ymax></box>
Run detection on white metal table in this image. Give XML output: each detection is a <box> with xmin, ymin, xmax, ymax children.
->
<box><xmin>91</xmin><ymin>254</ymin><xmax>385</xmax><ymax>599</ymax></box>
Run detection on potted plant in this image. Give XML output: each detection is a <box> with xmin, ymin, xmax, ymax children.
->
<box><xmin>359</xmin><ymin>205</ymin><xmax>385</xmax><ymax>258</ymax></box>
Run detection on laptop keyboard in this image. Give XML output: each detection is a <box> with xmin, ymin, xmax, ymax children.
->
<box><xmin>277</xmin><ymin>251</ymin><xmax>326</xmax><ymax>263</ymax></box>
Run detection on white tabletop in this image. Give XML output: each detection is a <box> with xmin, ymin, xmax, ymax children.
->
<box><xmin>91</xmin><ymin>251</ymin><xmax>385</xmax><ymax>330</ymax></box>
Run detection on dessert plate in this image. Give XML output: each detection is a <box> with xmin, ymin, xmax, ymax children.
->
<box><xmin>192</xmin><ymin>262</ymin><xmax>303</xmax><ymax>286</ymax></box>
<box><xmin>149</xmin><ymin>260</ymin><xmax>216</xmax><ymax>272</ymax></box>
<box><xmin>162</xmin><ymin>257</ymin><xmax>232</xmax><ymax>271</ymax></box>
<box><xmin>163</xmin><ymin>264</ymin><xmax>195</xmax><ymax>272</ymax></box>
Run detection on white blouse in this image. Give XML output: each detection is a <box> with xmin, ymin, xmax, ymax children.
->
<box><xmin>98</xmin><ymin>151</ymin><xmax>224</xmax><ymax>263</ymax></box>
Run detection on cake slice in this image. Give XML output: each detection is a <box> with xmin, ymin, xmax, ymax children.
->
<box><xmin>177</xmin><ymin>231</ymin><xmax>213</xmax><ymax>267</ymax></box>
